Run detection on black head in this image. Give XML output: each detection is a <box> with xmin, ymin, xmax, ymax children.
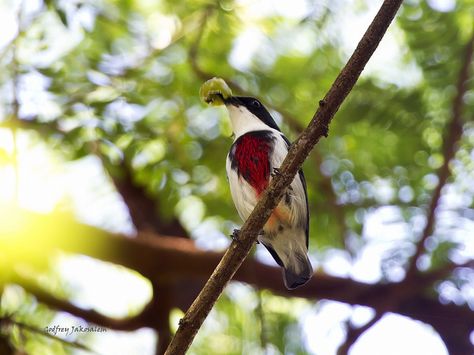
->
<box><xmin>225</xmin><ymin>96</ymin><xmax>281</xmax><ymax>132</ymax></box>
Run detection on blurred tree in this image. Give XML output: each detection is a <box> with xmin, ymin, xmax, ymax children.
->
<box><xmin>0</xmin><ymin>0</ymin><xmax>473</xmax><ymax>354</ymax></box>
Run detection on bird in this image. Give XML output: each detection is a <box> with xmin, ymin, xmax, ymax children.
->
<box><xmin>223</xmin><ymin>95</ymin><xmax>313</xmax><ymax>289</ymax></box>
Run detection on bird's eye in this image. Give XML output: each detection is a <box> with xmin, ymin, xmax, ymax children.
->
<box><xmin>252</xmin><ymin>100</ymin><xmax>261</xmax><ymax>108</ymax></box>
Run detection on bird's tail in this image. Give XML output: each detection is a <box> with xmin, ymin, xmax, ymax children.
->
<box><xmin>261</xmin><ymin>229</ymin><xmax>313</xmax><ymax>290</ymax></box>
<box><xmin>283</xmin><ymin>251</ymin><xmax>313</xmax><ymax>290</ymax></box>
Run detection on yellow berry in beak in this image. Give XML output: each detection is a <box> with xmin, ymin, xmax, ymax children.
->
<box><xmin>199</xmin><ymin>77</ymin><xmax>232</xmax><ymax>106</ymax></box>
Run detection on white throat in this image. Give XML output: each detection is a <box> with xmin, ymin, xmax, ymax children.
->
<box><xmin>225</xmin><ymin>104</ymin><xmax>276</xmax><ymax>140</ymax></box>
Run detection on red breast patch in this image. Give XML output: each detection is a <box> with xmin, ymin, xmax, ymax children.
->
<box><xmin>232</xmin><ymin>131</ymin><xmax>274</xmax><ymax>195</ymax></box>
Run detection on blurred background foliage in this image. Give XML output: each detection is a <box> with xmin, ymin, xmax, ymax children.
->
<box><xmin>0</xmin><ymin>0</ymin><xmax>473</xmax><ymax>354</ymax></box>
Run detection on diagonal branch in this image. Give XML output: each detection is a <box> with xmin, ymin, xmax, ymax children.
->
<box><xmin>406</xmin><ymin>32</ymin><xmax>474</xmax><ymax>279</ymax></box>
<box><xmin>10</xmin><ymin>272</ymin><xmax>153</xmax><ymax>332</ymax></box>
<box><xmin>0</xmin><ymin>316</ymin><xmax>94</xmax><ymax>353</ymax></box>
<box><xmin>337</xmin><ymin>312</ymin><xmax>384</xmax><ymax>355</ymax></box>
<box><xmin>165</xmin><ymin>1</ymin><xmax>404</xmax><ymax>353</ymax></box>
<box><xmin>114</xmin><ymin>8</ymin><xmax>214</xmax><ymax>79</ymax></box>
<box><xmin>107</xmin><ymin>160</ymin><xmax>187</xmax><ymax>237</ymax></box>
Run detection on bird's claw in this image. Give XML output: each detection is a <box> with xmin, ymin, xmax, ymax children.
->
<box><xmin>231</xmin><ymin>229</ymin><xmax>263</xmax><ymax>246</ymax></box>
<box><xmin>231</xmin><ymin>229</ymin><xmax>241</xmax><ymax>243</ymax></box>
<box><xmin>271</xmin><ymin>167</ymin><xmax>282</xmax><ymax>178</ymax></box>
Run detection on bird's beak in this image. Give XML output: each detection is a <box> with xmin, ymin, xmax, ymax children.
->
<box><xmin>223</xmin><ymin>96</ymin><xmax>241</xmax><ymax>107</ymax></box>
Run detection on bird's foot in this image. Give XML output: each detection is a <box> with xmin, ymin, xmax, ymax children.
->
<box><xmin>231</xmin><ymin>229</ymin><xmax>263</xmax><ymax>246</ymax></box>
<box><xmin>231</xmin><ymin>229</ymin><xmax>241</xmax><ymax>243</ymax></box>
<box><xmin>271</xmin><ymin>167</ymin><xmax>282</xmax><ymax>178</ymax></box>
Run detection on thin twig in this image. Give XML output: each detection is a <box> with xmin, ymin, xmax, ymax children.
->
<box><xmin>11</xmin><ymin>272</ymin><xmax>153</xmax><ymax>332</ymax></box>
<box><xmin>165</xmin><ymin>1</ymin><xmax>404</xmax><ymax>354</ymax></box>
<box><xmin>335</xmin><ymin>258</ymin><xmax>472</xmax><ymax>355</ymax></box>
<box><xmin>255</xmin><ymin>289</ymin><xmax>268</xmax><ymax>350</ymax></box>
<box><xmin>405</xmin><ymin>32</ymin><xmax>474</xmax><ymax>279</ymax></box>
<box><xmin>188</xmin><ymin>8</ymin><xmax>304</xmax><ymax>133</ymax></box>
<box><xmin>117</xmin><ymin>8</ymin><xmax>213</xmax><ymax>79</ymax></box>
<box><xmin>0</xmin><ymin>316</ymin><xmax>95</xmax><ymax>353</ymax></box>
<box><xmin>337</xmin><ymin>312</ymin><xmax>383</xmax><ymax>355</ymax></box>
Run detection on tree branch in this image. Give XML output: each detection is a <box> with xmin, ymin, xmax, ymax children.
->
<box><xmin>406</xmin><ymin>32</ymin><xmax>474</xmax><ymax>278</ymax></box>
<box><xmin>397</xmin><ymin>296</ymin><xmax>473</xmax><ymax>354</ymax></box>
<box><xmin>0</xmin><ymin>315</ymin><xmax>94</xmax><ymax>353</ymax></box>
<box><xmin>337</xmin><ymin>312</ymin><xmax>384</xmax><ymax>355</ymax></box>
<box><xmin>107</xmin><ymin>160</ymin><xmax>187</xmax><ymax>237</ymax></box>
<box><xmin>2</xmin><ymin>212</ymin><xmax>473</xmax><ymax>352</ymax></box>
<box><xmin>166</xmin><ymin>1</ymin><xmax>404</xmax><ymax>353</ymax></box>
<box><xmin>10</xmin><ymin>272</ymin><xmax>153</xmax><ymax>332</ymax></box>
<box><xmin>101</xmin><ymin>158</ymin><xmax>190</xmax><ymax>354</ymax></box>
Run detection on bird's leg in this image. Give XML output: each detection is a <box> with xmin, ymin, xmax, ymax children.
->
<box><xmin>231</xmin><ymin>229</ymin><xmax>263</xmax><ymax>246</ymax></box>
<box><xmin>231</xmin><ymin>228</ymin><xmax>241</xmax><ymax>243</ymax></box>
<box><xmin>271</xmin><ymin>167</ymin><xmax>282</xmax><ymax>178</ymax></box>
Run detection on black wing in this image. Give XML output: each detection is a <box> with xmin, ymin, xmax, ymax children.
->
<box><xmin>280</xmin><ymin>134</ymin><xmax>310</xmax><ymax>248</ymax></box>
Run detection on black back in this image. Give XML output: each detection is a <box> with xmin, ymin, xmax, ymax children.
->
<box><xmin>280</xmin><ymin>134</ymin><xmax>310</xmax><ymax>248</ymax></box>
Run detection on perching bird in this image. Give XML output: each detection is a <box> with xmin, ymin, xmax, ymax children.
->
<box><xmin>223</xmin><ymin>95</ymin><xmax>313</xmax><ymax>289</ymax></box>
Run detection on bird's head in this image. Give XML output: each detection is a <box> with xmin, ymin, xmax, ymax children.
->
<box><xmin>200</xmin><ymin>77</ymin><xmax>280</xmax><ymax>138</ymax></box>
<box><xmin>223</xmin><ymin>96</ymin><xmax>281</xmax><ymax>138</ymax></box>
